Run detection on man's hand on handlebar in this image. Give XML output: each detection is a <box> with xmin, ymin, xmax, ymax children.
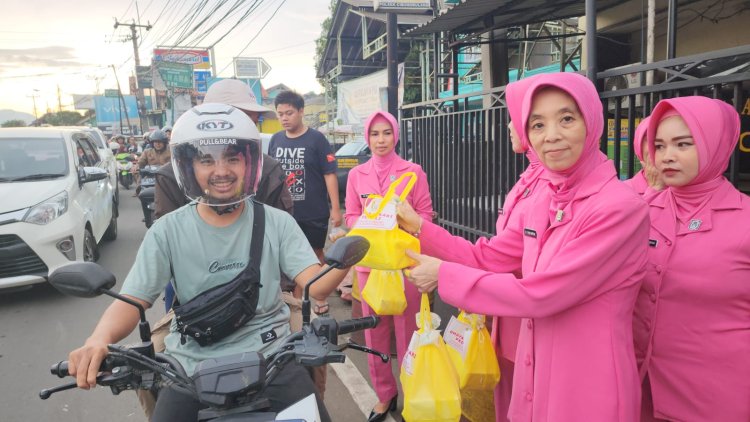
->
<box><xmin>68</xmin><ymin>338</ymin><xmax>109</xmax><ymax>389</ymax></box>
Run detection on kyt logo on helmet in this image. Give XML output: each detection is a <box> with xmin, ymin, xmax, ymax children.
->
<box><xmin>196</xmin><ymin>119</ymin><xmax>235</xmax><ymax>131</ymax></box>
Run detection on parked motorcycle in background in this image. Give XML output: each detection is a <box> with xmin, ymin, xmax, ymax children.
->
<box><xmin>137</xmin><ymin>164</ymin><xmax>160</xmax><ymax>228</ymax></box>
<box><xmin>115</xmin><ymin>152</ymin><xmax>136</xmax><ymax>190</ymax></box>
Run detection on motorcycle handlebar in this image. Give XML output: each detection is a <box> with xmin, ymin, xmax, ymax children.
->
<box><xmin>336</xmin><ymin>316</ymin><xmax>379</xmax><ymax>336</ymax></box>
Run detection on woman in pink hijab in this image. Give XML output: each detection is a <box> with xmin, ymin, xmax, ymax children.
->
<box><xmin>344</xmin><ymin>110</ymin><xmax>433</xmax><ymax>422</ymax></box>
<box><xmin>633</xmin><ymin>96</ymin><xmax>750</xmax><ymax>421</ymax></box>
<box><xmin>399</xmin><ymin>72</ymin><xmax>649</xmax><ymax>421</ymax></box>
<box><xmin>623</xmin><ymin>116</ymin><xmax>664</xmax><ymax>194</ymax></box>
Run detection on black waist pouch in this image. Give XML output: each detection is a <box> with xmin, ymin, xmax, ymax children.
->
<box><xmin>173</xmin><ymin>201</ymin><xmax>265</xmax><ymax>347</ymax></box>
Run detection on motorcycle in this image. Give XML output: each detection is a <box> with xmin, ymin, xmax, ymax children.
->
<box><xmin>137</xmin><ymin>164</ymin><xmax>161</xmax><ymax>228</ymax></box>
<box><xmin>114</xmin><ymin>152</ymin><xmax>135</xmax><ymax>190</ymax></box>
<box><xmin>40</xmin><ymin>236</ymin><xmax>385</xmax><ymax>422</ymax></box>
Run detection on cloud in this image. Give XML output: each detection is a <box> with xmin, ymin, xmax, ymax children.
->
<box><xmin>0</xmin><ymin>46</ymin><xmax>89</xmax><ymax>71</ymax></box>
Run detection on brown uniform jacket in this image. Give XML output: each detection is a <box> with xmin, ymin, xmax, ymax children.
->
<box><xmin>154</xmin><ymin>154</ymin><xmax>293</xmax><ymax>218</ymax></box>
<box><xmin>138</xmin><ymin>147</ymin><xmax>171</xmax><ymax>167</ymax></box>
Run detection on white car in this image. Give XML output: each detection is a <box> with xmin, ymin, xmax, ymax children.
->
<box><xmin>60</xmin><ymin>126</ymin><xmax>118</xmax><ymax>200</ymax></box>
<box><xmin>0</xmin><ymin>127</ymin><xmax>118</xmax><ymax>290</ymax></box>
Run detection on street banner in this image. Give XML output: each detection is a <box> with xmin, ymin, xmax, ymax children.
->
<box><xmin>153</xmin><ymin>62</ymin><xmax>194</xmax><ymax>90</ymax></box>
<box><xmin>336</xmin><ymin>64</ymin><xmax>404</xmax><ymax>128</ymax></box>
<box><xmin>94</xmin><ymin>95</ymin><xmax>139</xmax><ymax>124</ymax></box>
<box><xmin>136</xmin><ymin>65</ymin><xmax>153</xmax><ymax>89</ymax></box>
<box><xmin>153</xmin><ymin>48</ymin><xmax>211</xmax><ymax>70</ymax></box>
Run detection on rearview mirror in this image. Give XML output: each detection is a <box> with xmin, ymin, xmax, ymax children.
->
<box><xmin>49</xmin><ymin>262</ymin><xmax>116</xmax><ymax>298</ymax></box>
<box><xmin>323</xmin><ymin>236</ymin><xmax>369</xmax><ymax>268</ymax></box>
<box><xmin>78</xmin><ymin>166</ymin><xmax>108</xmax><ymax>185</ymax></box>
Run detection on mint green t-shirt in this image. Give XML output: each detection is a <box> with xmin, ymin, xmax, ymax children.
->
<box><xmin>120</xmin><ymin>200</ymin><xmax>319</xmax><ymax>375</ymax></box>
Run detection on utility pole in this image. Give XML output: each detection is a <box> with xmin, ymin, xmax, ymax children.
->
<box><xmin>27</xmin><ymin>89</ymin><xmax>40</xmax><ymax>123</ymax></box>
<box><xmin>114</xmin><ymin>19</ymin><xmax>152</xmax><ymax>134</ymax></box>
<box><xmin>57</xmin><ymin>85</ymin><xmax>63</xmax><ymax>112</ymax></box>
<box><xmin>111</xmin><ymin>64</ymin><xmax>133</xmax><ymax>135</ymax></box>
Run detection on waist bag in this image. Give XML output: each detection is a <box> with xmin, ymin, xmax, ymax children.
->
<box><xmin>173</xmin><ymin>200</ymin><xmax>265</xmax><ymax>347</ymax></box>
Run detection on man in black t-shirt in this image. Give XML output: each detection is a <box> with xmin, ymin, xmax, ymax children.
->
<box><xmin>270</xmin><ymin>91</ymin><xmax>342</xmax><ymax>261</ymax></box>
<box><xmin>270</xmin><ymin>90</ymin><xmax>341</xmax><ymax>399</ymax></box>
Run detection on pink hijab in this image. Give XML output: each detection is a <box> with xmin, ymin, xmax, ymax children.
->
<box><xmin>506</xmin><ymin>75</ymin><xmax>541</xmax><ymax>167</ymax></box>
<box><xmin>364</xmin><ymin>110</ymin><xmax>401</xmax><ymax>188</ymax></box>
<box><xmin>646</xmin><ymin>96</ymin><xmax>740</xmax><ymax>222</ymax></box>
<box><xmin>634</xmin><ymin>116</ymin><xmax>650</xmax><ymax>162</ymax></box>
<box><xmin>520</xmin><ymin>72</ymin><xmax>609</xmax><ymax>206</ymax></box>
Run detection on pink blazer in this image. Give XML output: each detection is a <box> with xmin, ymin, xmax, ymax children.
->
<box><xmin>420</xmin><ymin>159</ymin><xmax>648</xmax><ymax>422</ymax></box>
<box><xmin>623</xmin><ymin>170</ymin><xmax>650</xmax><ymax>196</ymax></box>
<box><xmin>633</xmin><ymin>181</ymin><xmax>750</xmax><ymax>421</ymax></box>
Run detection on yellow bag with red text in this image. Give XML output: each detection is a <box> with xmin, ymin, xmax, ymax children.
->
<box><xmin>347</xmin><ymin>172</ymin><xmax>420</xmax><ymax>270</ymax></box>
<box><xmin>400</xmin><ymin>293</ymin><xmax>462</xmax><ymax>422</ymax></box>
<box><xmin>361</xmin><ymin>269</ymin><xmax>407</xmax><ymax>315</ymax></box>
<box><xmin>444</xmin><ymin>311</ymin><xmax>501</xmax><ymax>391</ymax></box>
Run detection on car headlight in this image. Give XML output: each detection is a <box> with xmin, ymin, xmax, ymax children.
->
<box><xmin>24</xmin><ymin>191</ymin><xmax>68</xmax><ymax>225</ymax></box>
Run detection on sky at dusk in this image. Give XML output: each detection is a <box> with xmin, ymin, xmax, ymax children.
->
<box><xmin>0</xmin><ymin>0</ymin><xmax>331</xmax><ymax>116</ymax></box>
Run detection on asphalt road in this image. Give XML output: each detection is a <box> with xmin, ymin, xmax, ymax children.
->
<box><xmin>0</xmin><ymin>191</ymin><xmax>374</xmax><ymax>421</ymax></box>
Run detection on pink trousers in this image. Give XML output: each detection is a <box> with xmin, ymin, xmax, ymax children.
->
<box><xmin>358</xmin><ymin>269</ymin><xmax>421</xmax><ymax>403</ymax></box>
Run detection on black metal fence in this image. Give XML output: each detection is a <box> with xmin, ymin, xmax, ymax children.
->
<box><xmin>400</xmin><ymin>45</ymin><xmax>750</xmax><ymax>241</ymax></box>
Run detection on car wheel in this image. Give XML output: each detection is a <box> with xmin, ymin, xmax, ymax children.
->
<box><xmin>83</xmin><ymin>227</ymin><xmax>99</xmax><ymax>262</ymax></box>
<box><xmin>103</xmin><ymin>203</ymin><xmax>118</xmax><ymax>241</ymax></box>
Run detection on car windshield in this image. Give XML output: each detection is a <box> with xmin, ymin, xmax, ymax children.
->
<box><xmin>0</xmin><ymin>138</ymin><xmax>68</xmax><ymax>182</ymax></box>
<box><xmin>335</xmin><ymin>142</ymin><xmax>368</xmax><ymax>156</ymax></box>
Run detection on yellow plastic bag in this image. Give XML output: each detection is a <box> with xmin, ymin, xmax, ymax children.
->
<box><xmin>444</xmin><ymin>311</ymin><xmax>501</xmax><ymax>391</ymax></box>
<box><xmin>361</xmin><ymin>269</ymin><xmax>407</xmax><ymax>315</ymax></box>
<box><xmin>347</xmin><ymin>172</ymin><xmax>420</xmax><ymax>270</ymax></box>
<box><xmin>400</xmin><ymin>293</ymin><xmax>462</xmax><ymax>422</ymax></box>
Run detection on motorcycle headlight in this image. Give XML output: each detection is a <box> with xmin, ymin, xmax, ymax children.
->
<box><xmin>24</xmin><ymin>191</ymin><xmax>68</xmax><ymax>225</ymax></box>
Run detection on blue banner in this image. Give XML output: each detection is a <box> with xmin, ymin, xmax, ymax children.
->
<box><xmin>94</xmin><ymin>95</ymin><xmax>140</xmax><ymax>124</ymax></box>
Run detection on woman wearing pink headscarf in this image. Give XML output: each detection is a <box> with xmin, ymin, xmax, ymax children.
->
<box><xmin>399</xmin><ymin>72</ymin><xmax>649</xmax><ymax>421</ymax></box>
<box><xmin>623</xmin><ymin>116</ymin><xmax>663</xmax><ymax>195</ymax></box>
<box><xmin>344</xmin><ymin>110</ymin><xmax>433</xmax><ymax>422</ymax></box>
<box><xmin>633</xmin><ymin>97</ymin><xmax>750</xmax><ymax>421</ymax></box>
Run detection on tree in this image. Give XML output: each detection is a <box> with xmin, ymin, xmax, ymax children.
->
<box><xmin>1</xmin><ymin>119</ymin><xmax>26</xmax><ymax>128</ymax></box>
<box><xmin>314</xmin><ymin>0</ymin><xmax>338</xmax><ymax>90</ymax></box>
<box><xmin>38</xmin><ymin>111</ymin><xmax>84</xmax><ymax>126</ymax></box>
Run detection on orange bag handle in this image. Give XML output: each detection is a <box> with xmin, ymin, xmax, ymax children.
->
<box><xmin>363</xmin><ymin>172</ymin><xmax>417</xmax><ymax>219</ymax></box>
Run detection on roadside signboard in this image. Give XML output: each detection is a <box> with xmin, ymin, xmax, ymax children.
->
<box><xmin>104</xmin><ymin>89</ymin><xmax>120</xmax><ymax>98</ymax></box>
<box><xmin>156</xmin><ymin>62</ymin><xmax>194</xmax><ymax>89</ymax></box>
<box><xmin>194</xmin><ymin>71</ymin><xmax>211</xmax><ymax>94</ymax></box>
<box><xmin>233</xmin><ymin>57</ymin><xmax>271</xmax><ymax>79</ymax></box>
<box><xmin>136</xmin><ymin>66</ymin><xmax>153</xmax><ymax>89</ymax></box>
<box><xmin>153</xmin><ymin>48</ymin><xmax>211</xmax><ymax>70</ymax></box>
<box><xmin>373</xmin><ymin>0</ymin><xmax>431</xmax><ymax>13</ymax></box>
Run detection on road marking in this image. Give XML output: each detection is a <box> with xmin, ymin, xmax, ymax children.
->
<box><xmin>309</xmin><ymin>313</ymin><xmax>397</xmax><ymax>422</ymax></box>
<box><xmin>329</xmin><ymin>340</ymin><xmax>398</xmax><ymax>422</ymax></box>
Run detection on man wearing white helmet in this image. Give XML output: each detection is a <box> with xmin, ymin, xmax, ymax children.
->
<box><xmin>65</xmin><ymin>104</ymin><xmax>347</xmax><ymax>421</ymax></box>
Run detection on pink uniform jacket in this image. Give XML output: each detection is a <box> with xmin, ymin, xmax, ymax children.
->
<box><xmin>623</xmin><ymin>170</ymin><xmax>649</xmax><ymax>195</ymax></box>
<box><xmin>420</xmin><ymin>73</ymin><xmax>648</xmax><ymax>422</ymax></box>
<box><xmin>633</xmin><ymin>97</ymin><xmax>750</xmax><ymax>421</ymax></box>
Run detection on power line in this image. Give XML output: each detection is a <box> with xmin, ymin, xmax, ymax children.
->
<box><xmin>217</xmin><ymin>0</ymin><xmax>288</xmax><ymax>75</ymax></box>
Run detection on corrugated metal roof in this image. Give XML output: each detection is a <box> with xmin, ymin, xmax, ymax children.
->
<box><xmin>406</xmin><ymin>0</ymin><xmax>624</xmax><ymax>37</ymax></box>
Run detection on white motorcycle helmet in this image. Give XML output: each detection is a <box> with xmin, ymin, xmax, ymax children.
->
<box><xmin>170</xmin><ymin>103</ymin><xmax>263</xmax><ymax>211</ymax></box>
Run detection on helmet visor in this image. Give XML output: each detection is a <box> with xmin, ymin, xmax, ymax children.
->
<box><xmin>172</xmin><ymin>138</ymin><xmax>262</xmax><ymax>207</ymax></box>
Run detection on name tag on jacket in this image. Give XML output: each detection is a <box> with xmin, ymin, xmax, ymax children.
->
<box><xmin>524</xmin><ymin>228</ymin><xmax>537</xmax><ymax>238</ymax></box>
